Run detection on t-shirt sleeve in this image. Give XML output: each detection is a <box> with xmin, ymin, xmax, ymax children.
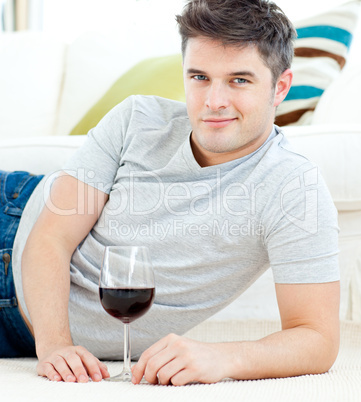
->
<box><xmin>62</xmin><ymin>96</ymin><xmax>134</xmax><ymax>194</ymax></box>
<box><xmin>262</xmin><ymin>161</ymin><xmax>340</xmax><ymax>284</ymax></box>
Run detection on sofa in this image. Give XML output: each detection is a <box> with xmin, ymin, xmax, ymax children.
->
<box><xmin>1</xmin><ymin>1</ymin><xmax>361</xmax><ymax>400</ymax></box>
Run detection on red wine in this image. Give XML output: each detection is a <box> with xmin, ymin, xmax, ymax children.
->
<box><xmin>99</xmin><ymin>287</ymin><xmax>155</xmax><ymax>324</ymax></box>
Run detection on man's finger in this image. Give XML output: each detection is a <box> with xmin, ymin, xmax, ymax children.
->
<box><xmin>45</xmin><ymin>354</ymin><xmax>77</xmax><ymax>382</ymax></box>
<box><xmin>168</xmin><ymin>368</ymin><xmax>195</xmax><ymax>387</ymax></box>
<box><xmin>156</xmin><ymin>357</ymin><xmax>185</xmax><ymax>385</ymax></box>
<box><xmin>76</xmin><ymin>348</ymin><xmax>109</xmax><ymax>382</ymax></box>
<box><xmin>37</xmin><ymin>361</ymin><xmax>62</xmax><ymax>382</ymax></box>
<box><xmin>132</xmin><ymin>337</ymin><xmax>171</xmax><ymax>384</ymax></box>
<box><xmin>132</xmin><ymin>334</ymin><xmax>181</xmax><ymax>384</ymax></box>
<box><xmin>98</xmin><ymin>361</ymin><xmax>110</xmax><ymax>379</ymax></box>
<box><xmin>61</xmin><ymin>350</ymin><xmax>90</xmax><ymax>382</ymax></box>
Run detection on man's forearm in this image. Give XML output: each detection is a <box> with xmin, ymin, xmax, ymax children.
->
<box><xmin>22</xmin><ymin>235</ymin><xmax>73</xmax><ymax>358</ymax></box>
<box><xmin>132</xmin><ymin>324</ymin><xmax>340</xmax><ymax>385</ymax></box>
<box><xmin>227</xmin><ymin>326</ymin><xmax>340</xmax><ymax>380</ymax></box>
<box><xmin>21</xmin><ymin>232</ymin><xmax>110</xmax><ymax>383</ymax></box>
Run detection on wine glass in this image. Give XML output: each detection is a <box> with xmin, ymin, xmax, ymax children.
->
<box><xmin>99</xmin><ymin>246</ymin><xmax>155</xmax><ymax>382</ymax></box>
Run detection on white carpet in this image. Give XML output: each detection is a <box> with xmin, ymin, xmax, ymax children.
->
<box><xmin>1</xmin><ymin>320</ymin><xmax>361</xmax><ymax>402</ymax></box>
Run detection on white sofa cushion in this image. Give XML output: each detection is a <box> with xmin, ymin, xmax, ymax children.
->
<box><xmin>54</xmin><ymin>33</ymin><xmax>131</xmax><ymax>137</ymax></box>
<box><xmin>0</xmin><ymin>135</ymin><xmax>85</xmax><ymax>174</ymax></box>
<box><xmin>312</xmin><ymin>64</ymin><xmax>361</xmax><ymax>125</ymax></box>
<box><xmin>283</xmin><ymin>125</ymin><xmax>361</xmax><ymax>211</ymax></box>
<box><xmin>0</xmin><ymin>33</ymin><xmax>66</xmax><ymax>139</ymax></box>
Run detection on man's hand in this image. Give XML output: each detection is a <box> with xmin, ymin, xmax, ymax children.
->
<box><xmin>132</xmin><ymin>282</ymin><xmax>340</xmax><ymax>385</ymax></box>
<box><xmin>37</xmin><ymin>345</ymin><xmax>110</xmax><ymax>382</ymax></box>
<box><xmin>131</xmin><ymin>334</ymin><xmax>233</xmax><ymax>386</ymax></box>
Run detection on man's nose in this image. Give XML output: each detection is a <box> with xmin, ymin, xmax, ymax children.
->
<box><xmin>205</xmin><ymin>83</ymin><xmax>231</xmax><ymax>111</ymax></box>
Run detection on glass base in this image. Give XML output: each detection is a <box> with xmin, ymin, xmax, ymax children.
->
<box><xmin>104</xmin><ymin>370</ymin><xmax>132</xmax><ymax>382</ymax></box>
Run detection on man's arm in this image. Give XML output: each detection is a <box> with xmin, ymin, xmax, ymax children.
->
<box><xmin>22</xmin><ymin>172</ymin><xmax>109</xmax><ymax>383</ymax></box>
<box><xmin>131</xmin><ymin>281</ymin><xmax>340</xmax><ymax>385</ymax></box>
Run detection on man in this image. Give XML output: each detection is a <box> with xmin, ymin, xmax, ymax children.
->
<box><xmin>1</xmin><ymin>0</ymin><xmax>339</xmax><ymax>385</ymax></box>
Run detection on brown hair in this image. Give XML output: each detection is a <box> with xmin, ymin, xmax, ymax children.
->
<box><xmin>176</xmin><ymin>0</ymin><xmax>296</xmax><ymax>85</ymax></box>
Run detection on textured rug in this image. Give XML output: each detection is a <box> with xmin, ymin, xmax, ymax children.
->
<box><xmin>1</xmin><ymin>320</ymin><xmax>361</xmax><ymax>402</ymax></box>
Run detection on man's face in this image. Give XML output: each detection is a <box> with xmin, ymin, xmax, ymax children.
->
<box><xmin>183</xmin><ymin>36</ymin><xmax>288</xmax><ymax>166</ymax></box>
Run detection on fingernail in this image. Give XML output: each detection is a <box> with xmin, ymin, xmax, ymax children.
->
<box><xmin>66</xmin><ymin>375</ymin><xmax>75</xmax><ymax>382</ymax></box>
<box><xmin>53</xmin><ymin>375</ymin><xmax>61</xmax><ymax>381</ymax></box>
<box><xmin>132</xmin><ymin>377</ymin><xmax>137</xmax><ymax>384</ymax></box>
<box><xmin>79</xmin><ymin>375</ymin><xmax>88</xmax><ymax>383</ymax></box>
<box><xmin>93</xmin><ymin>373</ymin><xmax>102</xmax><ymax>382</ymax></box>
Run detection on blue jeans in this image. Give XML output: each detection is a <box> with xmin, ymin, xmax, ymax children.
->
<box><xmin>0</xmin><ymin>170</ymin><xmax>44</xmax><ymax>357</ymax></box>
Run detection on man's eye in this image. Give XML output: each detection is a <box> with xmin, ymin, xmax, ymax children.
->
<box><xmin>233</xmin><ymin>78</ymin><xmax>247</xmax><ymax>84</ymax></box>
<box><xmin>193</xmin><ymin>75</ymin><xmax>207</xmax><ymax>81</ymax></box>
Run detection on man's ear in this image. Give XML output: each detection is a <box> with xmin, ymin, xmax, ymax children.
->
<box><xmin>274</xmin><ymin>69</ymin><xmax>293</xmax><ymax>107</ymax></box>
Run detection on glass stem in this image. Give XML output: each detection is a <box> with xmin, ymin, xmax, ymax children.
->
<box><xmin>123</xmin><ymin>323</ymin><xmax>131</xmax><ymax>376</ymax></box>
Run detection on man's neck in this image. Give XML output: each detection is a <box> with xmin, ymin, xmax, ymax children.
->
<box><xmin>190</xmin><ymin>126</ymin><xmax>275</xmax><ymax>168</ymax></box>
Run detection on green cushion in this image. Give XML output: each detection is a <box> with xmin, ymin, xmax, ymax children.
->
<box><xmin>70</xmin><ymin>54</ymin><xmax>184</xmax><ymax>135</ymax></box>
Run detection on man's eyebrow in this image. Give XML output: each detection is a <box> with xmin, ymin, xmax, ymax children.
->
<box><xmin>186</xmin><ymin>68</ymin><xmax>256</xmax><ymax>78</ymax></box>
<box><xmin>230</xmin><ymin>70</ymin><xmax>256</xmax><ymax>78</ymax></box>
<box><xmin>186</xmin><ymin>68</ymin><xmax>207</xmax><ymax>75</ymax></box>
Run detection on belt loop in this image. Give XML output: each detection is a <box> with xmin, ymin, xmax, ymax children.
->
<box><xmin>2</xmin><ymin>253</ymin><xmax>11</xmax><ymax>276</ymax></box>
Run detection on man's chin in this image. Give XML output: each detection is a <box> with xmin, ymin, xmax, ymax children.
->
<box><xmin>196</xmin><ymin>133</ymin><xmax>240</xmax><ymax>154</ymax></box>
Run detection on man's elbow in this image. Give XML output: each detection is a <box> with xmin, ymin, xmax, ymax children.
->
<box><xmin>311</xmin><ymin>332</ymin><xmax>340</xmax><ymax>374</ymax></box>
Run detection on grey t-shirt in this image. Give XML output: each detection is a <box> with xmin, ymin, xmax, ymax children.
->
<box><xmin>13</xmin><ymin>95</ymin><xmax>339</xmax><ymax>359</ymax></box>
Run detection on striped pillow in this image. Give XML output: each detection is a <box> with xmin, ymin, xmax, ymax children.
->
<box><xmin>275</xmin><ymin>0</ymin><xmax>360</xmax><ymax>126</ymax></box>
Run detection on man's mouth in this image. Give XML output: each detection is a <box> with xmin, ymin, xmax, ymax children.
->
<box><xmin>202</xmin><ymin>117</ymin><xmax>237</xmax><ymax>128</ymax></box>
